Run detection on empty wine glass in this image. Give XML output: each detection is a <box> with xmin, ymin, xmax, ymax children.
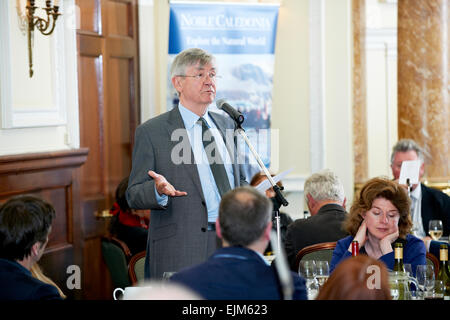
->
<box><xmin>162</xmin><ymin>271</ymin><xmax>176</xmax><ymax>281</ymax></box>
<box><xmin>315</xmin><ymin>261</ymin><xmax>329</xmax><ymax>288</ymax></box>
<box><xmin>298</xmin><ymin>260</ymin><xmax>316</xmax><ymax>279</ymax></box>
<box><xmin>428</xmin><ymin>220</ymin><xmax>443</xmax><ymax>240</ymax></box>
<box><xmin>416</xmin><ymin>265</ymin><xmax>434</xmax><ymax>299</ymax></box>
<box><xmin>404</xmin><ymin>263</ymin><xmax>412</xmax><ymax>277</ymax></box>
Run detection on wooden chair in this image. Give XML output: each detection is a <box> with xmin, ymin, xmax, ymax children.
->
<box><xmin>294</xmin><ymin>242</ymin><xmax>337</xmax><ymax>273</ymax></box>
<box><xmin>426</xmin><ymin>252</ymin><xmax>439</xmax><ymax>277</ymax></box>
<box><xmin>101</xmin><ymin>236</ymin><xmax>132</xmax><ymax>289</ymax></box>
<box><xmin>128</xmin><ymin>250</ymin><xmax>146</xmax><ymax>285</ymax></box>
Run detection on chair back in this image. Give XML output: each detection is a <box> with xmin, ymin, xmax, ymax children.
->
<box><xmin>128</xmin><ymin>250</ymin><xmax>146</xmax><ymax>285</ymax></box>
<box><xmin>294</xmin><ymin>242</ymin><xmax>337</xmax><ymax>273</ymax></box>
<box><xmin>426</xmin><ymin>252</ymin><xmax>439</xmax><ymax>277</ymax></box>
<box><xmin>101</xmin><ymin>236</ymin><xmax>132</xmax><ymax>289</ymax></box>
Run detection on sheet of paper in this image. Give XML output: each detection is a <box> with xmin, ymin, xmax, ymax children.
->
<box><xmin>254</xmin><ymin>167</ymin><xmax>294</xmax><ymax>193</ymax></box>
<box><xmin>399</xmin><ymin>160</ymin><xmax>420</xmax><ymax>185</ymax></box>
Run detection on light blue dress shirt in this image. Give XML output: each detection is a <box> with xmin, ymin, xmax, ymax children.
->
<box><xmin>155</xmin><ymin>104</ymin><xmax>235</xmax><ymax>222</ymax></box>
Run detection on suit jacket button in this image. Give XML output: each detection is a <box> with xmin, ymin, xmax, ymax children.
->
<box><xmin>201</xmin><ymin>201</ymin><xmax>206</xmax><ymax>207</ymax></box>
<box><xmin>201</xmin><ymin>227</ymin><xmax>206</xmax><ymax>232</ymax></box>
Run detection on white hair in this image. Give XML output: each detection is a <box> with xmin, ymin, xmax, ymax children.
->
<box><xmin>304</xmin><ymin>169</ymin><xmax>345</xmax><ymax>203</ymax></box>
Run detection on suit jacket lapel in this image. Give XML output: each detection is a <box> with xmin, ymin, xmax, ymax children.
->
<box><xmin>166</xmin><ymin>107</ymin><xmax>205</xmax><ymax>200</ymax></box>
<box><xmin>420</xmin><ymin>183</ymin><xmax>431</xmax><ymax>233</ymax></box>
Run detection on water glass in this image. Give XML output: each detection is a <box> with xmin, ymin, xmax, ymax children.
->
<box><xmin>299</xmin><ymin>260</ymin><xmax>318</xmax><ymax>300</ymax></box>
<box><xmin>416</xmin><ymin>265</ymin><xmax>434</xmax><ymax>299</ymax></box>
<box><xmin>315</xmin><ymin>261</ymin><xmax>330</xmax><ymax>288</ymax></box>
<box><xmin>403</xmin><ymin>263</ymin><xmax>412</xmax><ymax>276</ymax></box>
<box><xmin>162</xmin><ymin>271</ymin><xmax>176</xmax><ymax>281</ymax></box>
<box><xmin>298</xmin><ymin>260</ymin><xmax>316</xmax><ymax>279</ymax></box>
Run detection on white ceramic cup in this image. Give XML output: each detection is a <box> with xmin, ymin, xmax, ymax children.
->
<box><xmin>113</xmin><ymin>286</ymin><xmax>146</xmax><ymax>300</ymax></box>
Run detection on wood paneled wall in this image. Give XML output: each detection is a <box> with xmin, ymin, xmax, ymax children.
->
<box><xmin>0</xmin><ymin>149</ymin><xmax>88</xmax><ymax>300</ymax></box>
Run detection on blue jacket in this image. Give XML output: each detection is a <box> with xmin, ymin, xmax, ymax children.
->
<box><xmin>170</xmin><ymin>246</ymin><xmax>307</xmax><ymax>300</ymax></box>
<box><xmin>0</xmin><ymin>258</ymin><xmax>62</xmax><ymax>300</ymax></box>
<box><xmin>330</xmin><ymin>235</ymin><xmax>426</xmax><ymax>277</ymax></box>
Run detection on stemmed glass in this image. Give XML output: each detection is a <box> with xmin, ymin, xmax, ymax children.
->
<box><xmin>403</xmin><ymin>263</ymin><xmax>412</xmax><ymax>277</ymax></box>
<box><xmin>416</xmin><ymin>265</ymin><xmax>435</xmax><ymax>299</ymax></box>
<box><xmin>428</xmin><ymin>220</ymin><xmax>443</xmax><ymax>240</ymax></box>
<box><xmin>299</xmin><ymin>260</ymin><xmax>318</xmax><ymax>300</ymax></box>
<box><xmin>315</xmin><ymin>261</ymin><xmax>330</xmax><ymax>289</ymax></box>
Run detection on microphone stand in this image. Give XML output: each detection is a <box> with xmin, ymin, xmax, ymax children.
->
<box><xmin>234</xmin><ymin>122</ymin><xmax>289</xmax><ymax>253</ymax></box>
<box><xmin>223</xmin><ymin>112</ymin><xmax>291</xmax><ymax>300</ymax></box>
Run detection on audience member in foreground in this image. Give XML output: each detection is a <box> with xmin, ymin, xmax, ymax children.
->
<box><xmin>316</xmin><ymin>255</ymin><xmax>391</xmax><ymax>300</ymax></box>
<box><xmin>330</xmin><ymin>177</ymin><xmax>426</xmax><ymax>277</ymax></box>
<box><xmin>0</xmin><ymin>195</ymin><xmax>62</xmax><ymax>300</ymax></box>
<box><xmin>170</xmin><ymin>186</ymin><xmax>307</xmax><ymax>300</ymax></box>
<box><xmin>284</xmin><ymin>169</ymin><xmax>348</xmax><ymax>271</ymax></box>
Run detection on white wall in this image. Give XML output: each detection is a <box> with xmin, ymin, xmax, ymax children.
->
<box><xmin>0</xmin><ymin>0</ymin><xmax>79</xmax><ymax>155</ymax></box>
<box><xmin>323</xmin><ymin>0</ymin><xmax>353</xmax><ymax>207</ymax></box>
<box><xmin>138</xmin><ymin>0</ymin><xmax>157</xmax><ymax>122</ymax></box>
<box><xmin>365</xmin><ymin>0</ymin><xmax>398</xmax><ymax>179</ymax></box>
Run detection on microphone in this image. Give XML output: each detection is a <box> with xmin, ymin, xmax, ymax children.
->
<box><xmin>216</xmin><ymin>99</ymin><xmax>244</xmax><ymax>125</ymax></box>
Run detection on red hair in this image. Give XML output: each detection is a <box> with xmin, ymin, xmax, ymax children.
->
<box><xmin>316</xmin><ymin>255</ymin><xmax>391</xmax><ymax>300</ymax></box>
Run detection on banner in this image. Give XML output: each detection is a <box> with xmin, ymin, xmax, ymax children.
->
<box><xmin>168</xmin><ymin>2</ymin><xmax>280</xmax><ymax>178</ymax></box>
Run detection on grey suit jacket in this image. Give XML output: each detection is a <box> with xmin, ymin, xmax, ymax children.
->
<box><xmin>126</xmin><ymin>106</ymin><xmax>248</xmax><ymax>278</ymax></box>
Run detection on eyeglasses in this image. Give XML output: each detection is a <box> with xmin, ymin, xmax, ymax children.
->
<box><xmin>177</xmin><ymin>72</ymin><xmax>222</xmax><ymax>81</ymax></box>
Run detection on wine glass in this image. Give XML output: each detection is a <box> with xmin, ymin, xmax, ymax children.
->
<box><xmin>298</xmin><ymin>260</ymin><xmax>316</xmax><ymax>278</ymax></box>
<box><xmin>299</xmin><ymin>260</ymin><xmax>318</xmax><ymax>300</ymax></box>
<box><xmin>403</xmin><ymin>263</ymin><xmax>412</xmax><ymax>277</ymax></box>
<box><xmin>315</xmin><ymin>261</ymin><xmax>329</xmax><ymax>288</ymax></box>
<box><xmin>416</xmin><ymin>265</ymin><xmax>434</xmax><ymax>299</ymax></box>
<box><xmin>162</xmin><ymin>271</ymin><xmax>176</xmax><ymax>281</ymax></box>
<box><xmin>428</xmin><ymin>220</ymin><xmax>443</xmax><ymax>240</ymax></box>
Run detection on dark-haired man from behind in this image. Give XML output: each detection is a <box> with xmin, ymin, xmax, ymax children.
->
<box><xmin>0</xmin><ymin>195</ymin><xmax>61</xmax><ymax>300</ymax></box>
<box><xmin>170</xmin><ymin>186</ymin><xmax>307</xmax><ymax>300</ymax></box>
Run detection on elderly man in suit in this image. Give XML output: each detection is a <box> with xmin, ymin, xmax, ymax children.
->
<box><xmin>390</xmin><ymin>139</ymin><xmax>450</xmax><ymax>257</ymax></box>
<box><xmin>0</xmin><ymin>195</ymin><xmax>61</xmax><ymax>300</ymax></box>
<box><xmin>126</xmin><ymin>48</ymin><xmax>248</xmax><ymax>279</ymax></box>
<box><xmin>170</xmin><ymin>186</ymin><xmax>307</xmax><ymax>300</ymax></box>
<box><xmin>284</xmin><ymin>169</ymin><xmax>348</xmax><ymax>271</ymax></box>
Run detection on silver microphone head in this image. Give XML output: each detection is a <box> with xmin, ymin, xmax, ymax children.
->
<box><xmin>216</xmin><ymin>98</ymin><xmax>227</xmax><ymax>109</ymax></box>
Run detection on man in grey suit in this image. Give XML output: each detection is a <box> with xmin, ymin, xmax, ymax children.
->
<box><xmin>126</xmin><ymin>48</ymin><xmax>248</xmax><ymax>279</ymax></box>
<box><xmin>284</xmin><ymin>169</ymin><xmax>348</xmax><ymax>271</ymax></box>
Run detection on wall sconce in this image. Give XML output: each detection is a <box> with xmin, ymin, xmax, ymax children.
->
<box><xmin>26</xmin><ymin>0</ymin><xmax>61</xmax><ymax>77</ymax></box>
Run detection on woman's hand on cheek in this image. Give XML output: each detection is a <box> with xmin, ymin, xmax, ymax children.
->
<box><xmin>354</xmin><ymin>218</ymin><xmax>368</xmax><ymax>248</ymax></box>
<box><xmin>380</xmin><ymin>226</ymin><xmax>399</xmax><ymax>255</ymax></box>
